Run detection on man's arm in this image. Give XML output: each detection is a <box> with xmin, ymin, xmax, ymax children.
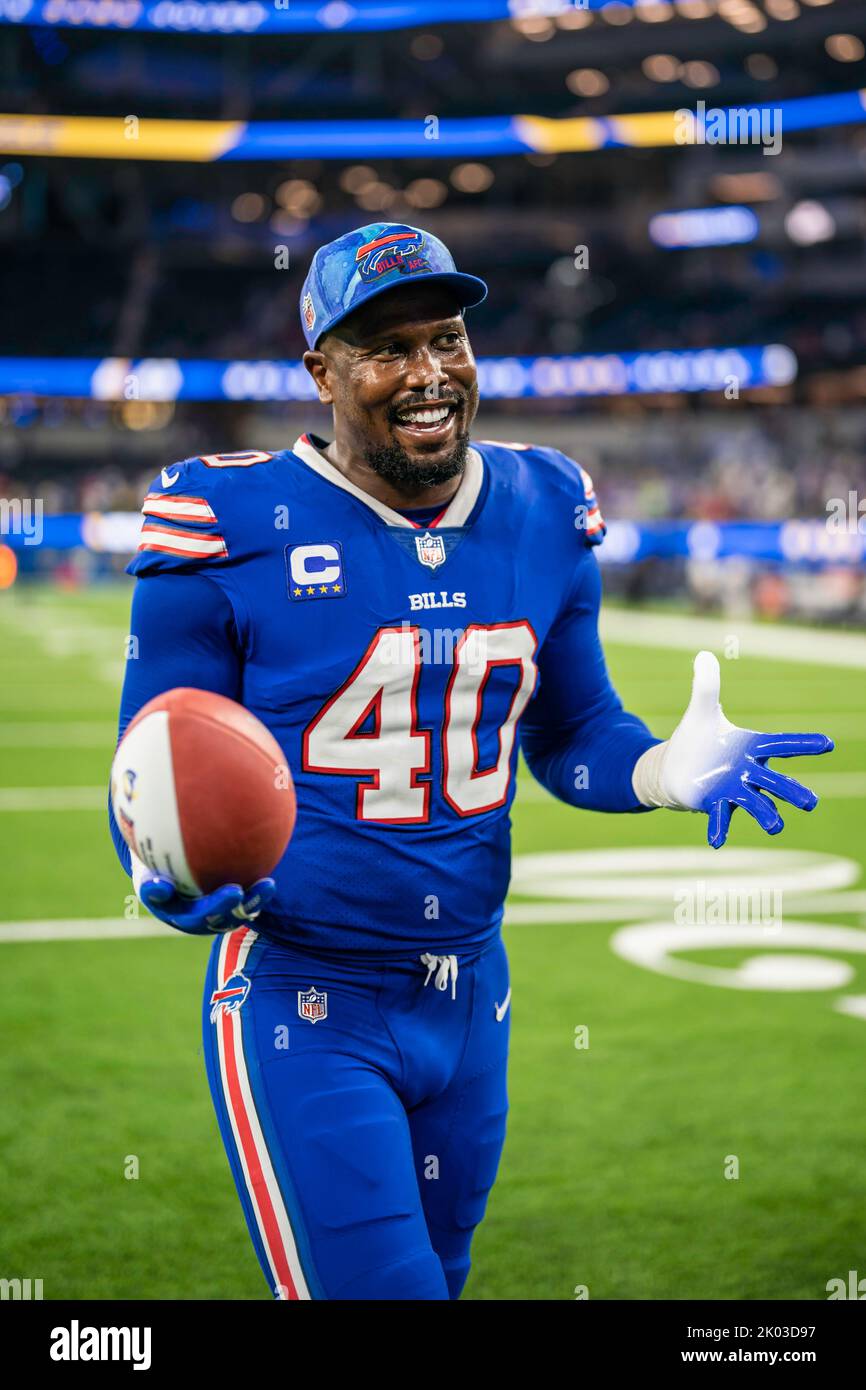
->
<box><xmin>111</xmin><ymin>570</ymin><xmax>274</xmax><ymax>933</ymax></box>
<box><xmin>520</xmin><ymin>553</ymin><xmax>661</xmax><ymax>814</ymax></box>
<box><xmin>520</xmin><ymin>551</ymin><xmax>834</xmax><ymax>846</ymax></box>
<box><xmin>109</xmin><ymin>570</ymin><xmax>243</xmax><ymax>875</ymax></box>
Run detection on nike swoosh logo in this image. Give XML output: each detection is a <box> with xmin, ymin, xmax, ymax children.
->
<box><xmin>494</xmin><ymin>988</ymin><xmax>511</xmax><ymax>1023</ymax></box>
<box><xmin>161</xmin><ymin>467</ymin><xmax>180</xmax><ymax>488</ymax></box>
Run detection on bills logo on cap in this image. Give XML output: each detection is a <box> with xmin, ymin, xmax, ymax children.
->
<box><xmin>302</xmin><ymin>292</ymin><xmax>316</xmax><ymax>332</ymax></box>
<box><xmin>298</xmin><ymin>987</ymin><xmax>327</xmax><ymax>1024</ymax></box>
<box><xmin>286</xmin><ymin>541</ymin><xmax>346</xmax><ymax>600</ymax></box>
<box><xmin>356</xmin><ymin>226</ymin><xmax>431</xmax><ymax>283</ymax></box>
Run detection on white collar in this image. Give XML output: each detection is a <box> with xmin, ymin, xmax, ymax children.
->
<box><xmin>291</xmin><ymin>433</ymin><xmax>484</xmax><ymax>530</ymax></box>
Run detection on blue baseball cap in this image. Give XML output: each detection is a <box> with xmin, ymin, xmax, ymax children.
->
<box><xmin>299</xmin><ymin>221</ymin><xmax>488</xmax><ymax>350</ymax></box>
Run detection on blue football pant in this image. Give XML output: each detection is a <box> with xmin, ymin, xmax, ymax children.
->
<box><xmin>202</xmin><ymin>927</ymin><xmax>510</xmax><ymax>1300</ymax></box>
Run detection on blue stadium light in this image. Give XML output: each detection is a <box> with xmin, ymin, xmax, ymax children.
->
<box><xmin>596</xmin><ymin>521</ymin><xmax>866</xmax><ymax>570</ymax></box>
<box><xmin>8</xmin><ymin>515</ymin><xmax>864</xmax><ymax>571</ymax></box>
<box><xmin>0</xmin><ymin>345</ymin><xmax>798</xmax><ymax>402</ymax></box>
<box><xmin>649</xmin><ymin>206</ymin><xmax>760</xmax><ymax>250</ymax></box>
<box><xmin>3</xmin><ymin>92</ymin><xmax>865</xmax><ymax>163</ymax></box>
<box><xmin>0</xmin><ymin>0</ymin><xmax>635</xmax><ymax>37</ymax></box>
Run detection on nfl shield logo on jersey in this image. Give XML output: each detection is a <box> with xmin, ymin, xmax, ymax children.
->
<box><xmin>298</xmin><ymin>987</ymin><xmax>328</xmax><ymax>1024</ymax></box>
<box><xmin>415</xmin><ymin>531</ymin><xmax>446</xmax><ymax>570</ymax></box>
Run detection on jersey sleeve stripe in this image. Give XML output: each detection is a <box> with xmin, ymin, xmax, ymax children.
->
<box><xmin>142</xmin><ymin>495</ymin><xmax>218</xmax><ymax>523</ymax></box>
<box><xmin>138</xmin><ymin>523</ymin><xmax>229</xmax><ymax>559</ymax></box>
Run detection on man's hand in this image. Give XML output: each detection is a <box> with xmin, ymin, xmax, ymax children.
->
<box><xmin>138</xmin><ymin>873</ymin><xmax>276</xmax><ymax>936</ymax></box>
<box><xmin>632</xmin><ymin>650</ymin><xmax>834</xmax><ymax>849</ymax></box>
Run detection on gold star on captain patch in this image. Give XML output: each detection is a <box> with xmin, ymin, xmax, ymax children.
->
<box><xmin>319</xmin><ymin>584</ymin><xmax>329</xmax><ymax>594</ymax></box>
<box><xmin>332</xmin><ymin>583</ymin><xmax>341</xmax><ymax>592</ymax></box>
<box><xmin>293</xmin><ymin>587</ymin><xmax>302</xmax><ymax>597</ymax></box>
<box><xmin>306</xmin><ymin>586</ymin><xmax>315</xmax><ymax>595</ymax></box>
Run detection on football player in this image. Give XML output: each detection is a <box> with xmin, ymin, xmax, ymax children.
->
<box><xmin>109</xmin><ymin>222</ymin><xmax>833</xmax><ymax>1300</ymax></box>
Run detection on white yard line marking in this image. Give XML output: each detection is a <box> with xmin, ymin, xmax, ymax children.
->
<box><xmin>505</xmin><ymin>889</ymin><xmax>866</xmax><ymax>925</ymax></box>
<box><xmin>0</xmin><ymin>788</ymin><xmax>106</xmax><ymax>810</ymax></box>
<box><xmin>5</xmin><ymin>890</ymin><xmax>866</xmax><ymax>941</ymax></box>
<box><xmin>0</xmin><ymin>723</ymin><xmax>117</xmax><ymax>746</ymax></box>
<box><xmin>0</xmin><ymin>600</ymin><xmax>127</xmax><ymax>686</ymax></box>
<box><xmin>638</xmin><ymin>715</ymin><xmax>866</xmax><ymax>738</ymax></box>
<box><xmin>601</xmin><ymin>609</ymin><xmax>866</xmax><ymax>669</ymax></box>
<box><xmin>0</xmin><ymin>919</ymin><xmax>178</xmax><ymax>942</ymax></box>
<box><xmin>801</xmin><ymin>772</ymin><xmax>866</xmax><ymax>795</ymax></box>
<box><xmin>0</xmin><ymin>769</ymin><xmax>863</xmax><ymax>814</ymax></box>
<box><xmin>515</xmin><ymin>771</ymin><xmax>866</xmax><ymax>803</ymax></box>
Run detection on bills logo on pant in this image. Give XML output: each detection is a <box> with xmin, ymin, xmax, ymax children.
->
<box><xmin>210</xmin><ymin>971</ymin><xmax>251</xmax><ymax>1023</ymax></box>
<box><xmin>298</xmin><ymin>987</ymin><xmax>327</xmax><ymax>1023</ymax></box>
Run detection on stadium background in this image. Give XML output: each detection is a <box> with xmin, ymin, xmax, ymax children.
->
<box><xmin>1</xmin><ymin>0</ymin><xmax>865</xmax><ymax>1301</ymax></box>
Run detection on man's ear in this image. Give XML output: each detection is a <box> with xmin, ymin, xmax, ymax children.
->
<box><xmin>302</xmin><ymin>350</ymin><xmax>333</xmax><ymax>406</ymax></box>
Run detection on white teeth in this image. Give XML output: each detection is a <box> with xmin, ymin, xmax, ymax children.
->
<box><xmin>397</xmin><ymin>405</ymin><xmax>452</xmax><ymax>426</ymax></box>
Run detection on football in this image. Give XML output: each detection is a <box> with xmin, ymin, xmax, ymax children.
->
<box><xmin>110</xmin><ymin>687</ymin><xmax>296</xmax><ymax>896</ymax></box>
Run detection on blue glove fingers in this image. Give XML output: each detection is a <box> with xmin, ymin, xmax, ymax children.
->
<box><xmin>140</xmin><ymin>876</ymin><xmax>244</xmax><ymax>933</ymax></box>
<box><xmin>750</xmin><ymin>732</ymin><xmax>834</xmax><ymax>759</ymax></box>
<box><xmin>236</xmin><ymin>877</ymin><xmax>276</xmax><ymax>919</ymax></box>
<box><xmin>191</xmin><ymin>884</ymin><xmax>245</xmax><ymax>929</ymax></box>
<box><xmin>706</xmin><ymin>798</ymin><xmax>733</xmax><ymax>850</ymax></box>
<box><xmin>744</xmin><ymin>761</ymin><xmax>818</xmax><ymax>812</ymax></box>
<box><xmin>733</xmin><ymin>784</ymin><xmax>784</xmax><ymax>835</ymax></box>
<box><xmin>138</xmin><ymin>875</ymin><xmax>177</xmax><ymax>909</ymax></box>
<box><xmin>139</xmin><ymin>873</ymin><xmax>274</xmax><ymax>935</ymax></box>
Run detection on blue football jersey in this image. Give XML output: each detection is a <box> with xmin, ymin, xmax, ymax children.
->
<box><xmin>118</xmin><ymin>433</ymin><xmax>654</xmax><ymax>956</ymax></box>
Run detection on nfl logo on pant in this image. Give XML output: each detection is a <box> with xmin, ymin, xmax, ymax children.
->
<box><xmin>298</xmin><ymin>987</ymin><xmax>328</xmax><ymax>1023</ymax></box>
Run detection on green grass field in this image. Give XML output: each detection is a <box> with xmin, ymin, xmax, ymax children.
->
<box><xmin>1</xmin><ymin>583</ymin><xmax>864</xmax><ymax>1300</ymax></box>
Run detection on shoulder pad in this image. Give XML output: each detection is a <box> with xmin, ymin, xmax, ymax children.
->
<box><xmin>477</xmin><ymin>440</ymin><xmax>606</xmax><ymax>547</ymax></box>
<box><xmin>128</xmin><ymin>455</ymin><xmax>241</xmax><ymax>576</ymax></box>
<box><xmin>550</xmin><ymin>448</ymin><xmax>606</xmax><ymax>548</ymax></box>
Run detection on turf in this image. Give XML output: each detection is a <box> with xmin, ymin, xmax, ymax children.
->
<box><xmin>0</xmin><ymin>584</ymin><xmax>863</xmax><ymax>1300</ymax></box>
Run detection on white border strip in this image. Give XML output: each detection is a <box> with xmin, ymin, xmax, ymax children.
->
<box><xmin>214</xmin><ymin>929</ymin><xmax>310</xmax><ymax>1301</ymax></box>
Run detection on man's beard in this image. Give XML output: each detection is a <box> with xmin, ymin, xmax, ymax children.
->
<box><xmin>363</xmin><ymin>430</ymin><xmax>470</xmax><ymax>496</ymax></box>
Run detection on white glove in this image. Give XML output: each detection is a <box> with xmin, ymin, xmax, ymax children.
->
<box><xmin>631</xmin><ymin>651</ymin><xmax>833</xmax><ymax>848</ymax></box>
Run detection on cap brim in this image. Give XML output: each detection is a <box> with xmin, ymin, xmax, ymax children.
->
<box><xmin>316</xmin><ymin>270</ymin><xmax>488</xmax><ymax>347</ymax></box>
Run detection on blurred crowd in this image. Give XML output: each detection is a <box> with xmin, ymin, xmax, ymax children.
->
<box><xmin>4</xmin><ymin>405</ymin><xmax>865</xmax><ymax>524</ymax></box>
<box><xmin>2</xmin><ymin>401</ymin><xmax>865</xmax><ymax>624</ymax></box>
<box><xmin>574</xmin><ymin>409</ymin><xmax>866</xmax><ymax>526</ymax></box>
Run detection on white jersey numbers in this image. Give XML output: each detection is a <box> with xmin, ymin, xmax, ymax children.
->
<box><xmin>200</xmin><ymin>451</ymin><xmax>273</xmax><ymax>468</ymax></box>
<box><xmin>444</xmin><ymin>622</ymin><xmax>538</xmax><ymax>816</ymax></box>
<box><xmin>303</xmin><ymin>627</ymin><xmax>431</xmax><ymax>824</ymax></box>
<box><xmin>302</xmin><ymin>621</ymin><xmax>538</xmax><ymax>824</ymax></box>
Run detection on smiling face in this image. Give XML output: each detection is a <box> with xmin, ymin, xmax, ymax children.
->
<box><xmin>302</xmin><ymin>281</ymin><xmax>480</xmax><ymax>502</ymax></box>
